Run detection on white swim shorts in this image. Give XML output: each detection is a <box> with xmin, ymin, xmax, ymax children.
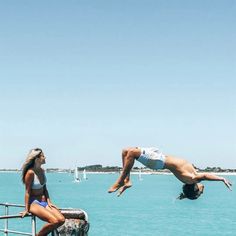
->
<box><xmin>137</xmin><ymin>147</ymin><xmax>166</xmax><ymax>170</ymax></box>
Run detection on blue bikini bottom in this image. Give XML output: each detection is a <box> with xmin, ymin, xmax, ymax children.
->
<box><xmin>30</xmin><ymin>199</ymin><xmax>48</xmax><ymax>208</ymax></box>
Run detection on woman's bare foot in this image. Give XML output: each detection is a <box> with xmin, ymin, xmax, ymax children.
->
<box><xmin>117</xmin><ymin>181</ymin><xmax>132</xmax><ymax>197</ymax></box>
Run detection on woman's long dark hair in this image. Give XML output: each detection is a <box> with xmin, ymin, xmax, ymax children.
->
<box><xmin>21</xmin><ymin>148</ymin><xmax>42</xmax><ymax>183</ymax></box>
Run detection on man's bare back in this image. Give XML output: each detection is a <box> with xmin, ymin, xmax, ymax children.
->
<box><xmin>164</xmin><ymin>155</ymin><xmax>199</xmax><ymax>184</ymax></box>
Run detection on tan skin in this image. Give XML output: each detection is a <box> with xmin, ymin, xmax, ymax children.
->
<box><xmin>108</xmin><ymin>147</ymin><xmax>232</xmax><ymax>197</ymax></box>
<box><xmin>21</xmin><ymin>152</ymin><xmax>65</xmax><ymax>236</ymax></box>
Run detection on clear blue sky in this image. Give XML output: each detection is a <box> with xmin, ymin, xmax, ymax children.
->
<box><xmin>0</xmin><ymin>1</ymin><xmax>235</xmax><ymax>169</ymax></box>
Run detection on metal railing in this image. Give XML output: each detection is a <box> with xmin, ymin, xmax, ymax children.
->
<box><xmin>0</xmin><ymin>203</ymin><xmax>89</xmax><ymax>236</ymax></box>
<box><xmin>0</xmin><ymin>203</ymin><xmax>36</xmax><ymax>236</ymax></box>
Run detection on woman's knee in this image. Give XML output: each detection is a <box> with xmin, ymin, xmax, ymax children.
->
<box><xmin>48</xmin><ymin>216</ymin><xmax>58</xmax><ymax>225</ymax></box>
<box><xmin>49</xmin><ymin>216</ymin><xmax>65</xmax><ymax>227</ymax></box>
<box><xmin>57</xmin><ymin>215</ymin><xmax>65</xmax><ymax>226</ymax></box>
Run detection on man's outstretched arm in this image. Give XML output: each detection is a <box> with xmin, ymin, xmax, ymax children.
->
<box><xmin>194</xmin><ymin>173</ymin><xmax>232</xmax><ymax>190</ymax></box>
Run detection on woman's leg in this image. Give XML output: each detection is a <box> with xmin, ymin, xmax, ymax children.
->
<box><xmin>108</xmin><ymin>147</ymin><xmax>141</xmax><ymax>194</ymax></box>
<box><xmin>45</xmin><ymin>205</ymin><xmax>65</xmax><ymax>225</ymax></box>
<box><xmin>29</xmin><ymin>203</ymin><xmax>65</xmax><ymax>236</ymax></box>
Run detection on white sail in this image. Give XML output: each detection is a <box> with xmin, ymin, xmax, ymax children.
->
<box><xmin>83</xmin><ymin>169</ymin><xmax>87</xmax><ymax>180</ymax></box>
<box><xmin>138</xmin><ymin>169</ymin><xmax>143</xmax><ymax>181</ymax></box>
<box><xmin>74</xmin><ymin>167</ymin><xmax>80</xmax><ymax>182</ymax></box>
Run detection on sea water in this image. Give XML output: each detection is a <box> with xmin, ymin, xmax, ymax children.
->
<box><xmin>0</xmin><ymin>172</ymin><xmax>235</xmax><ymax>236</ymax></box>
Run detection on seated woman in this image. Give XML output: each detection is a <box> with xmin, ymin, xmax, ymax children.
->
<box><xmin>108</xmin><ymin>147</ymin><xmax>232</xmax><ymax>199</ymax></box>
<box><xmin>21</xmin><ymin>148</ymin><xmax>65</xmax><ymax>236</ymax></box>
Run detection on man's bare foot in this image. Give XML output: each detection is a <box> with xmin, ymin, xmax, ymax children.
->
<box><xmin>108</xmin><ymin>182</ymin><xmax>124</xmax><ymax>193</ymax></box>
<box><xmin>117</xmin><ymin>182</ymin><xmax>132</xmax><ymax>197</ymax></box>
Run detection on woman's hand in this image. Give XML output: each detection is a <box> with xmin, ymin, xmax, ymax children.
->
<box><xmin>20</xmin><ymin>210</ymin><xmax>30</xmax><ymax>218</ymax></box>
<box><xmin>223</xmin><ymin>178</ymin><xmax>232</xmax><ymax>190</ymax></box>
<box><xmin>47</xmin><ymin>200</ymin><xmax>57</xmax><ymax>209</ymax></box>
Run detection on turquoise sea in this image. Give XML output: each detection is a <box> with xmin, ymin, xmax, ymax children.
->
<box><xmin>0</xmin><ymin>172</ymin><xmax>235</xmax><ymax>236</ymax></box>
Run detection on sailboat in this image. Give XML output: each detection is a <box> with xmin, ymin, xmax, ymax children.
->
<box><xmin>74</xmin><ymin>167</ymin><xmax>81</xmax><ymax>183</ymax></box>
<box><xmin>138</xmin><ymin>169</ymin><xmax>143</xmax><ymax>181</ymax></box>
<box><xmin>83</xmin><ymin>169</ymin><xmax>88</xmax><ymax>180</ymax></box>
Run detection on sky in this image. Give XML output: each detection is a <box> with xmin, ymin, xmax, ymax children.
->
<box><xmin>0</xmin><ymin>0</ymin><xmax>235</xmax><ymax>169</ymax></box>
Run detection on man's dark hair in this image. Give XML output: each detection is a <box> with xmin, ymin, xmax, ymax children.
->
<box><xmin>178</xmin><ymin>184</ymin><xmax>202</xmax><ymax>200</ymax></box>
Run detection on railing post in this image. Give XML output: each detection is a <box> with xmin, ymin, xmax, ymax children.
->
<box><xmin>31</xmin><ymin>215</ymin><xmax>36</xmax><ymax>236</ymax></box>
<box><xmin>4</xmin><ymin>204</ymin><xmax>8</xmax><ymax>236</ymax></box>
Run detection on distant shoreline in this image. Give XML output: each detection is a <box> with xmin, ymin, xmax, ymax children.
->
<box><xmin>1</xmin><ymin>165</ymin><xmax>235</xmax><ymax>173</ymax></box>
<box><xmin>1</xmin><ymin>167</ymin><xmax>236</xmax><ymax>176</ymax></box>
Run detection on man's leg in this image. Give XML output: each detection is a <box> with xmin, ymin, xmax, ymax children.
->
<box><xmin>115</xmin><ymin>148</ymin><xmax>133</xmax><ymax>196</ymax></box>
<box><xmin>122</xmin><ymin>149</ymin><xmax>131</xmax><ymax>185</ymax></box>
<box><xmin>108</xmin><ymin>147</ymin><xmax>141</xmax><ymax>194</ymax></box>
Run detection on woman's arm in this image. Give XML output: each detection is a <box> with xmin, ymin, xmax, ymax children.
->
<box><xmin>21</xmin><ymin>170</ymin><xmax>34</xmax><ymax>217</ymax></box>
<box><xmin>44</xmin><ymin>185</ymin><xmax>57</xmax><ymax>208</ymax></box>
<box><xmin>42</xmin><ymin>170</ymin><xmax>58</xmax><ymax>208</ymax></box>
<box><xmin>194</xmin><ymin>173</ymin><xmax>232</xmax><ymax>190</ymax></box>
<box><xmin>44</xmin><ymin>185</ymin><xmax>51</xmax><ymax>203</ymax></box>
<box><xmin>43</xmin><ymin>169</ymin><xmax>52</xmax><ymax>205</ymax></box>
